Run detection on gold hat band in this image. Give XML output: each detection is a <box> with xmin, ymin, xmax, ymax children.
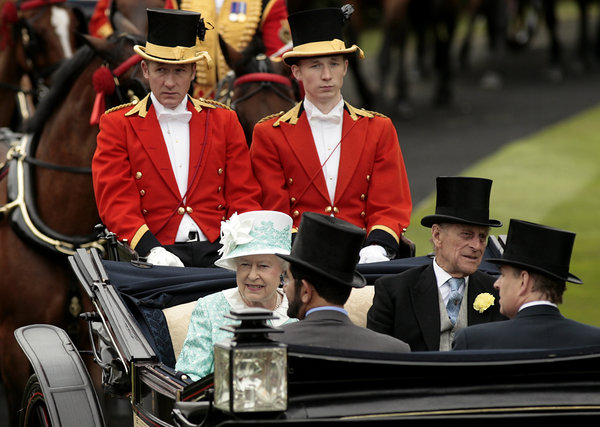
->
<box><xmin>283</xmin><ymin>39</ymin><xmax>365</xmax><ymax>62</ymax></box>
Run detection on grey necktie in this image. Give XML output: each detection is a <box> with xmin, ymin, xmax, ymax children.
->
<box><xmin>446</xmin><ymin>277</ymin><xmax>465</xmax><ymax>325</ymax></box>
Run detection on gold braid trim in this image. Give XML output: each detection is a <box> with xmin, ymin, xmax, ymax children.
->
<box><xmin>199</xmin><ymin>98</ymin><xmax>232</xmax><ymax>110</ymax></box>
<box><xmin>124</xmin><ymin>95</ymin><xmax>150</xmax><ymax>117</ymax></box>
<box><xmin>369</xmin><ymin>225</ymin><xmax>400</xmax><ymax>244</ymax></box>
<box><xmin>257</xmin><ymin>111</ymin><xmax>284</xmax><ymax>124</ymax></box>
<box><xmin>131</xmin><ymin>224</ymin><xmax>149</xmax><ymax>250</ymax></box>
<box><xmin>105</xmin><ymin>102</ymin><xmax>135</xmax><ymax>115</ymax></box>
<box><xmin>273</xmin><ymin>102</ymin><xmax>302</xmax><ymax>126</ymax></box>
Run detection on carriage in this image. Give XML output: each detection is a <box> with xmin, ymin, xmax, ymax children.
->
<box><xmin>13</xmin><ymin>240</ymin><xmax>600</xmax><ymax>426</ymax></box>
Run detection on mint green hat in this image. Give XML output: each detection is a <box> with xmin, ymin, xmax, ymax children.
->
<box><xmin>214</xmin><ymin>210</ymin><xmax>293</xmax><ymax>271</ymax></box>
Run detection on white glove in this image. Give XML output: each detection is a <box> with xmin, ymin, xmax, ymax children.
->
<box><xmin>358</xmin><ymin>245</ymin><xmax>390</xmax><ymax>264</ymax></box>
<box><xmin>146</xmin><ymin>247</ymin><xmax>184</xmax><ymax>267</ymax></box>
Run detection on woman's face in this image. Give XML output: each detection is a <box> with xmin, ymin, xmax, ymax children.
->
<box><xmin>235</xmin><ymin>254</ymin><xmax>283</xmax><ymax>308</ymax></box>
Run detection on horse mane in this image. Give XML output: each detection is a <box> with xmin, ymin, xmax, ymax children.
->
<box><xmin>25</xmin><ymin>45</ymin><xmax>96</xmax><ymax>135</ymax></box>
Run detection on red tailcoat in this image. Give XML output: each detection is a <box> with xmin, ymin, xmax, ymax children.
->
<box><xmin>93</xmin><ymin>95</ymin><xmax>261</xmax><ymax>255</ymax></box>
<box><xmin>250</xmin><ymin>102</ymin><xmax>412</xmax><ymax>248</ymax></box>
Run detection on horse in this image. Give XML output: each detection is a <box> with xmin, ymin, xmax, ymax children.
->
<box><xmin>219</xmin><ymin>35</ymin><xmax>297</xmax><ymax>146</ymax></box>
<box><xmin>0</xmin><ymin>33</ymin><xmax>146</xmax><ymax>426</ymax></box>
<box><xmin>109</xmin><ymin>0</ymin><xmax>165</xmax><ymax>36</ymax></box>
<box><xmin>0</xmin><ymin>0</ymin><xmax>84</xmax><ymax>130</ymax></box>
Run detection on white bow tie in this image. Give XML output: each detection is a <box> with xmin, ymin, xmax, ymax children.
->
<box><xmin>310</xmin><ymin>109</ymin><xmax>342</xmax><ymax>124</ymax></box>
<box><xmin>158</xmin><ymin>111</ymin><xmax>192</xmax><ymax>123</ymax></box>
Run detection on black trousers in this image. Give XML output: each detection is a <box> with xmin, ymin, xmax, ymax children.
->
<box><xmin>164</xmin><ymin>240</ymin><xmax>222</xmax><ymax>268</ymax></box>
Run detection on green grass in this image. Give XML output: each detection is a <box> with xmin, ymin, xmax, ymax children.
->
<box><xmin>406</xmin><ymin>105</ymin><xmax>600</xmax><ymax>326</ymax></box>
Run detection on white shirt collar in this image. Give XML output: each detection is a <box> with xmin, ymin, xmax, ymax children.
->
<box><xmin>519</xmin><ymin>300</ymin><xmax>558</xmax><ymax>311</ymax></box>
<box><xmin>304</xmin><ymin>97</ymin><xmax>344</xmax><ymax>123</ymax></box>
<box><xmin>151</xmin><ymin>93</ymin><xmax>190</xmax><ymax>117</ymax></box>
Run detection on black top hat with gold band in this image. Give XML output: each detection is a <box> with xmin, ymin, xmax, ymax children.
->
<box><xmin>134</xmin><ymin>9</ymin><xmax>212</xmax><ymax>65</ymax></box>
<box><xmin>421</xmin><ymin>176</ymin><xmax>502</xmax><ymax>228</ymax></box>
<box><xmin>282</xmin><ymin>5</ymin><xmax>364</xmax><ymax>66</ymax></box>
<box><xmin>487</xmin><ymin>219</ymin><xmax>582</xmax><ymax>284</ymax></box>
<box><xmin>277</xmin><ymin>212</ymin><xmax>366</xmax><ymax>288</ymax></box>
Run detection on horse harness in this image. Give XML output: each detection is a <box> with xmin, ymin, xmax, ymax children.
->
<box><xmin>218</xmin><ymin>53</ymin><xmax>296</xmax><ymax>110</ymax></box>
<box><xmin>0</xmin><ymin>50</ymin><xmax>143</xmax><ymax>255</ymax></box>
<box><xmin>0</xmin><ymin>0</ymin><xmax>72</xmax><ymax>102</ymax></box>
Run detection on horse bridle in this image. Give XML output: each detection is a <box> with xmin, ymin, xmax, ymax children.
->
<box><xmin>229</xmin><ymin>54</ymin><xmax>296</xmax><ymax>110</ymax></box>
<box><xmin>0</xmin><ymin>44</ymin><xmax>145</xmax><ymax>254</ymax></box>
<box><xmin>0</xmin><ymin>0</ymin><xmax>71</xmax><ymax>100</ymax></box>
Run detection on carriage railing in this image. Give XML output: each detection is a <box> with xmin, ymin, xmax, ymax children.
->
<box><xmin>69</xmin><ymin>248</ymin><xmax>157</xmax><ymax>376</ymax></box>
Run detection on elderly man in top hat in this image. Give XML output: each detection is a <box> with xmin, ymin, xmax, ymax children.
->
<box><xmin>274</xmin><ymin>212</ymin><xmax>410</xmax><ymax>353</ymax></box>
<box><xmin>250</xmin><ymin>5</ymin><xmax>412</xmax><ymax>264</ymax></box>
<box><xmin>367</xmin><ymin>176</ymin><xmax>507</xmax><ymax>351</ymax></box>
<box><xmin>453</xmin><ymin>219</ymin><xmax>600</xmax><ymax>349</ymax></box>
<box><xmin>93</xmin><ymin>9</ymin><xmax>261</xmax><ymax>268</ymax></box>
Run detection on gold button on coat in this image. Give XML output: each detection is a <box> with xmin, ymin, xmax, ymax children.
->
<box><xmin>186</xmin><ymin>206</ymin><xmax>193</xmax><ymax>213</ymax></box>
<box><xmin>324</xmin><ymin>206</ymin><xmax>332</xmax><ymax>214</ymax></box>
<box><xmin>366</xmin><ymin>175</ymin><xmax>371</xmax><ymax>182</ymax></box>
<box><xmin>177</xmin><ymin>207</ymin><xmax>185</xmax><ymax>215</ymax></box>
<box><xmin>288</xmin><ymin>178</ymin><xmax>293</xmax><ymax>185</ymax></box>
<box><xmin>139</xmin><ymin>190</ymin><xmax>145</xmax><ymax>196</ymax></box>
<box><xmin>360</xmin><ymin>194</ymin><xmax>366</xmax><ymax>201</ymax></box>
<box><xmin>360</xmin><ymin>211</ymin><xmax>366</xmax><ymax>218</ymax></box>
<box><xmin>333</xmin><ymin>207</ymin><xmax>339</xmax><ymax>214</ymax></box>
<box><xmin>217</xmin><ymin>168</ymin><xmax>223</xmax><ymax>175</ymax></box>
<box><xmin>135</xmin><ymin>171</ymin><xmax>142</xmax><ymax>179</ymax></box>
<box><xmin>290</xmin><ymin>197</ymin><xmax>296</xmax><ymax>203</ymax></box>
<box><xmin>292</xmin><ymin>210</ymin><xmax>299</xmax><ymax>217</ymax></box>
<box><xmin>217</xmin><ymin>186</ymin><xmax>222</xmax><ymax>193</ymax></box>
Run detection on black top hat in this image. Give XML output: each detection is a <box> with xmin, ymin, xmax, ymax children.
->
<box><xmin>277</xmin><ymin>212</ymin><xmax>366</xmax><ymax>288</ymax></box>
<box><xmin>421</xmin><ymin>176</ymin><xmax>502</xmax><ymax>228</ymax></box>
<box><xmin>487</xmin><ymin>219</ymin><xmax>582</xmax><ymax>284</ymax></box>
<box><xmin>282</xmin><ymin>5</ymin><xmax>364</xmax><ymax>65</ymax></box>
<box><xmin>133</xmin><ymin>9</ymin><xmax>211</xmax><ymax>65</ymax></box>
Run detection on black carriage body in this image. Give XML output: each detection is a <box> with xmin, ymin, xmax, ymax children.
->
<box><xmin>15</xmin><ymin>247</ymin><xmax>600</xmax><ymax>426</ymax></box>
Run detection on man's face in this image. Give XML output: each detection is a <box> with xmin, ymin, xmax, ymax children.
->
<box><xmin>141</xmin><ymin>60</ymin><xmax>196</xmax><ymax>109</ymax></box>
<box><xmin>283</xmin><ymin>269</ymin><xmax>304</xmax><ymax>319</ymax></box>
<box><xmin>494</xmin><ymin>265</ymin><xmax>522</xmax><ymax>318</ymax></box>
<box><xmin>291</xmin><ymin>55</ymin><xmax>347</xmax><ymax>108</ymax></box>
<box><xmin>432</xmin><ymin>223</ymin><xmax>489</xmax><ymax>277</ymax></box>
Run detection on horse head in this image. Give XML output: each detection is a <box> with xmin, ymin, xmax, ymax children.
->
<box><xmin>0</xmin><ymin>0</ymin><xmax>83</xmax><ymax>128</ymax></box>
<box><xmin>219</xmin><ymin>34</ymin><xmax>297</xmax><ymax>146</ymax></box>
<box><xmin>110</xmin><ymin>0</ymin><xmax>166</xmax><ymax>36</ymax></box>
<box><xmin>23</xmin><ymin>33</ymin><xmax>147</xmax><ymax>240</ymax></box>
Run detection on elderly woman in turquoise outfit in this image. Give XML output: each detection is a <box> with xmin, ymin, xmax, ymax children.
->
<box><xmin>176</xmin><ymin>210</ymin><xmax>297</xmax><ymax>381</ymax></box>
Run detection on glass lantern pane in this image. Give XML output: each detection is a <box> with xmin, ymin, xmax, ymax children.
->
<box><xmin>232</xmin><ymin>347</ymin><xmax>287</xmax><ymax>412</ymax></box>
<box><xmin>213</xmin><ymin>345</ymin><xmax>230</xmax><ymax>411</ymax></box>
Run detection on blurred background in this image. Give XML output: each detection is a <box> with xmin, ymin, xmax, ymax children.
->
<box><xmin>327</xmin><ymin>0</ymin><xmax>600</xmax><ymax>326</ymax></box>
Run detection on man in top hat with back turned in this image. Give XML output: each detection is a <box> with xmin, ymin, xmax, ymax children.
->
<box><xmin>453</xmin><ymin>219</ymin><xmax>600</xmax><ymax>350</ymax></box>
<box><xmin>275</xmin><ymin>212</ymin><xmax>410</xmax><ymax>353</ymax></box>
<box><xmin>92</xmin><ymin>9</ymin><xmax>261</xmax><ymax>268</ymax></box>
<box><xmin>250</xmin><ymin>5</ymin><xmax>412</xmax><ymax>264</ymax></box>
<box><xmin>367</xmin><ymin>177</ymin><xmax>507</xmax><ymax>351</ymax></box>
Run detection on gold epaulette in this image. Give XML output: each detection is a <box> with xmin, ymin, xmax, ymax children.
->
<box><xmin>366</xmin><ymin>110</ymin><xmax>389</xmax><ymax>119</ymax></box>
<box><xmin>196</xmin><ymin>97</ymin><xmax>232</xmax><ymax>110</ymax></box>
<box><xmin>257</xmin><ymin>111</ymin><xmax>284</xmax><ymax>124</ymax></box>
<box><xmin>274</xmin><ymin>102</ymin><xmax>302</xmax><ymax>127</ymax></box>
<box><xmin>105</xmin><ymin>102</ymin><xmax>135</xmax><ymax>115</ymax></box>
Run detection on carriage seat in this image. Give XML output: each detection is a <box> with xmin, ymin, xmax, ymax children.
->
<box><xmin>163</xmin><ymin>286</ymin><xmax>375</xmax><ymax>360</ymax></box>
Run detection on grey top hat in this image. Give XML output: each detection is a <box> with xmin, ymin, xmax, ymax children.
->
<box><xmin>421</xmin><ymin>176</ymin><xmax>502</xmax><ymax>228</ymax></box>
<box><xmin>277</xmin><ymin>212</ymin><xmax>366</xmax><ymax>288</ymax></box>
<box><xmin>486</xmin><ymin>219</ymin><xmax>582</xmax><ymax>284</ymax></box>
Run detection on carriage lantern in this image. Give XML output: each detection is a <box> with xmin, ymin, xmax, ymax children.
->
<box><xmin>213</xmin><ymin>308</ymin><xmax>287</xmax><ymax>413</ymax></box>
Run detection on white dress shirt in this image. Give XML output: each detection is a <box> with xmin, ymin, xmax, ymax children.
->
<box><xmin>152</xmin><ymin>93</ymin><xmax>206</xmax><ymax>242</ymax></box>
<box><xmin>304</xmin><ymin>97</ymin><xmax>344</xmax><ymax>204</ymax></box>
<box><xmin>433</xmin><ymin>257</ymin><xmax>469</xmax><ymax>306</ymax></box>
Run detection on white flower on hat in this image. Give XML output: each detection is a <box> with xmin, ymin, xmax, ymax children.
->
<box><xmin>218</xmin><ymin>212</ymin><xmax>254</xmax><ymax>256</ymax></box>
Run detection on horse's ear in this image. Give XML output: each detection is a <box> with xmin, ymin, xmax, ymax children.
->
<box><xmin>79</xmin><ymin>34</ymin><xmax>105</xmax><ymax>52</ymax></box>
<box><xmin>219</xmin><ymin>34</ymin><xmax>242</xmax><ymax>69</ymax></box>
